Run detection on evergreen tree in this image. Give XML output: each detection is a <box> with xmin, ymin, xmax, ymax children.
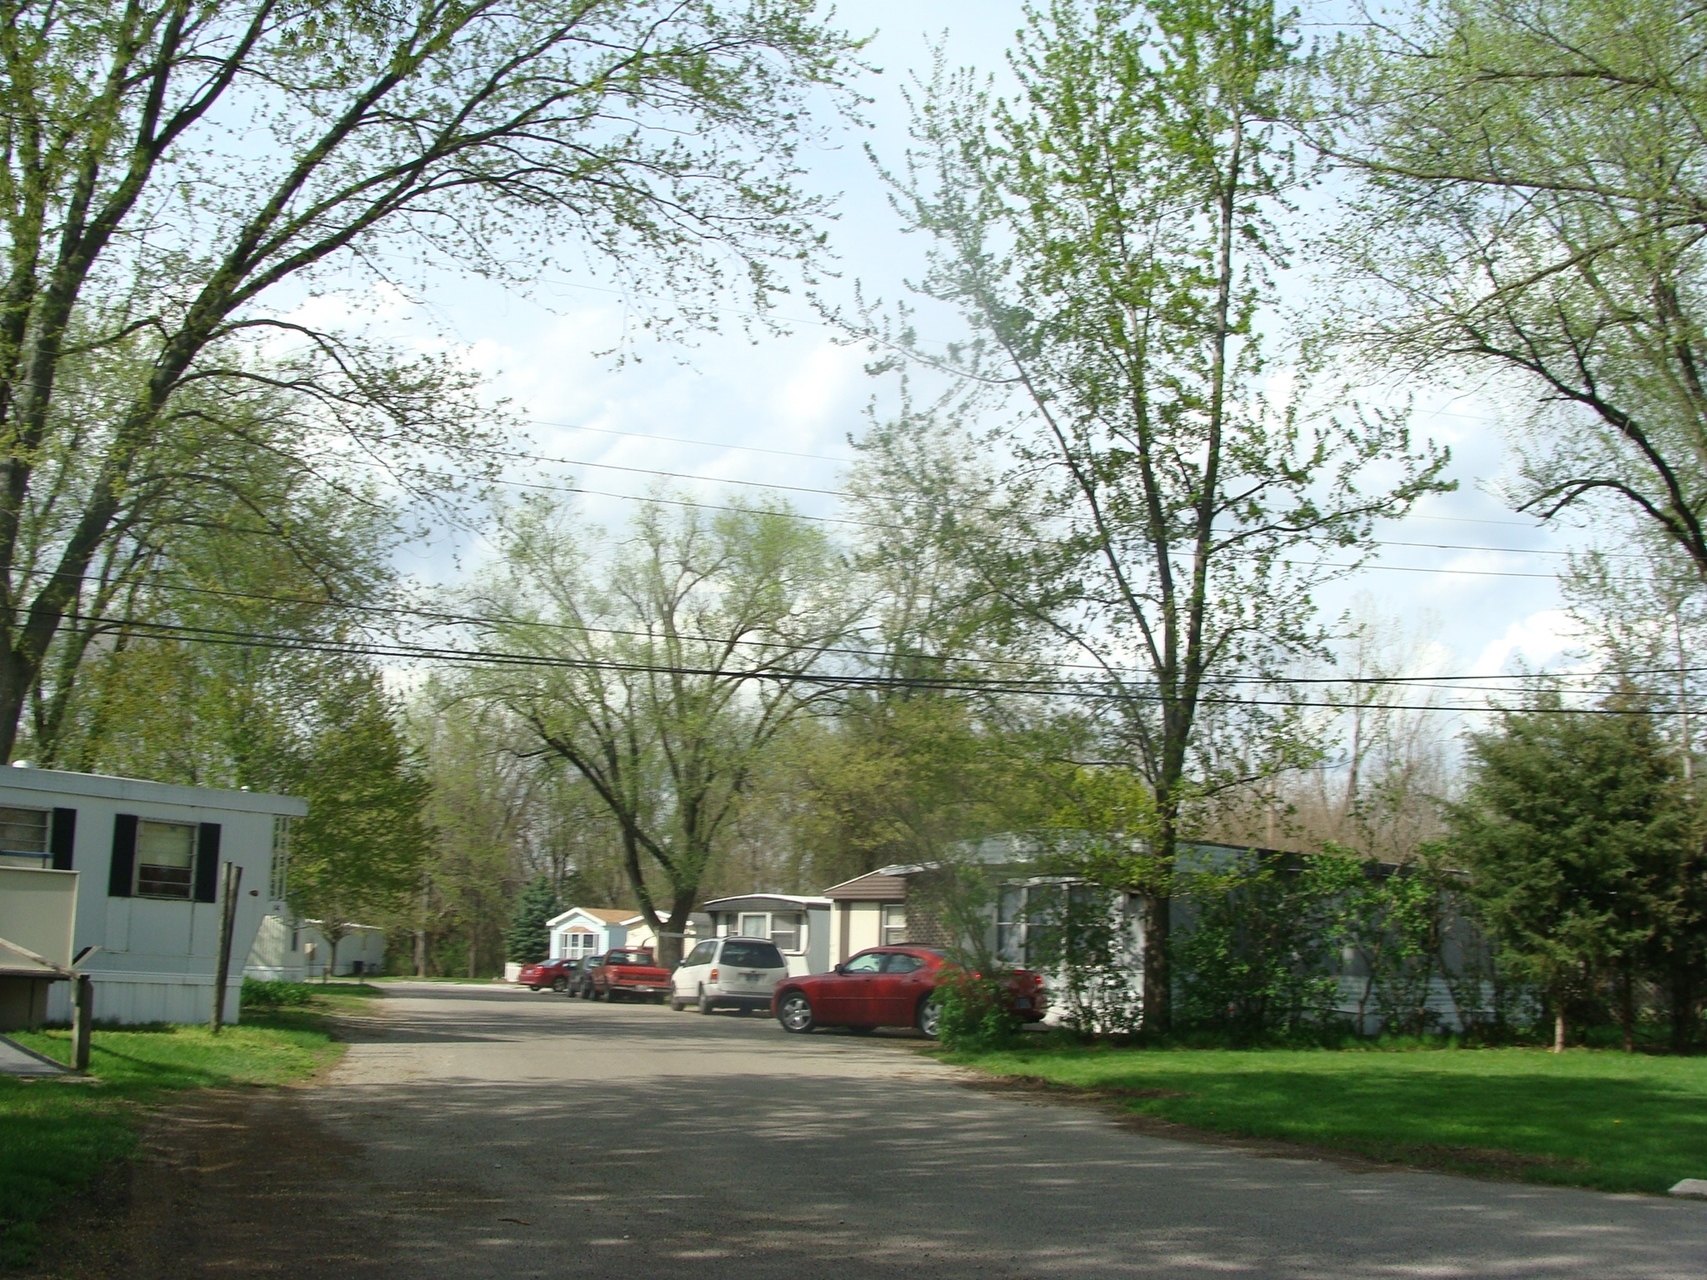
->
<box><xmin>1449</xmin><ymin>692</ymin><xmax>1692</xmax><ymax>1050</ymax></box>
<box><xmin>506</xmin><ymin>878</ymin><xmax>564</xmax><ymax>966</ymax></box>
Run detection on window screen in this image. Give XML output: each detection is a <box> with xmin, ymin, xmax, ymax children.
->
<box><xmin>997</xmin><ymin>885</ymin><xmax>1027</xmax><ymax>964</ymax></box>
<box><xmin>135</xmin><ymin>820</ymin><xmax>196</xmax><ymax>898</ymax></box>
<box><xmin>0</xmin><ymin>806</ymin><xmax>49</xmax><ymax>856</ymax></box>
<box><xmin>882</xmin><ymin>904</ymin><xmax>907</xmax><ymax>946</ymax></box>
<box><xmin>769</xmin><ymin>912</ymin><xmax>802</xmax><ymax>953</ymax></box>
<box><xmin>269</xmin><ymin>816</ymin><xmax>290</xmax><ymax>901</ymax></box>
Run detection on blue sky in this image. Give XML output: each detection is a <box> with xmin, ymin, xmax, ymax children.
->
<box><xmin>304</xmin><ymin>0</ymin><xmax>1596</xmax><ymax>722</ymax></box>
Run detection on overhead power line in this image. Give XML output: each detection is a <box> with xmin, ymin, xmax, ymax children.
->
<box><xmin>50</xmin><ymin>607</ymin><xmax>1702</xmax><ymax>717</ymax></box>
<box><xmin>24</xmin><ymin>567</ymin><xmax>1673</xmax><ymax>691</ymax></box>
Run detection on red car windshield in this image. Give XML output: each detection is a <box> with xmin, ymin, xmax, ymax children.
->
<box><xmin>605</xmin><ymin>951</ymin><xmax>654</xmax><ymax>966</ymax></box>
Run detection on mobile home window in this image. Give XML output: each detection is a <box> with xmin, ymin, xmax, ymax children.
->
<box><xmin>739</xmin><ymin>912</ymin><xmax>768</xmax><ymax>939</ymax></box>
<box><xmin>996</xmin><ymin>885</ymin><xmax>1027</xmax><ymax>965</ymax></box>
<box><xmin>135</xmin><ymin>820</ymin><xmax>197</xmax><ymax>899</ymax></box>
<box><xmin>0</xmin><ymin>806</ymin><xmax>48</xmax><ymax>858</ymax></box>
<box><xmin>769</xmin><ymin>912</ymin><xmax>802</xmax><ymax>953</ymax></box>
<box><xmin>269</xmin><ymin>816</ymin><xmax>290</xmax><ymax>901</ymax></box>
<box><xmin>882</xmin><ymin>904</ymin><xmax>907</xmax><ymax>946</ymax></box>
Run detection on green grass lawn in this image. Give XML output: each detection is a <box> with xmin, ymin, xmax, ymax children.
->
<box><xmin>942</xmin><ymin>1039</ymin><xmax>1707</xmax><ymax>1194</ymax></box>
<box><xmin>0</xmin><ymin>998</ymin><xmax>352</xmax><ymax>1265</ymax></box>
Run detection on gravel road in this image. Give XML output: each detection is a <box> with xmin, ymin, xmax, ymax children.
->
<box><xmin>49</xmin><ymin>980</ymin><xmax>1707</xmax><ymax>1279</ymax></box>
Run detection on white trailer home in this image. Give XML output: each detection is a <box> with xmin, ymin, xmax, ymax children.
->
<box><xmin>0</xmin><ymin>766</ymin><xmax>305</xmax><ymax>1025</ymax></box>
<box><xmin>246</xmin><ymin>916</ymin><xmax>386</xmax><ymax>980</ymax></box>
<box><xmin>702</xmin><ymin>893</ymin><xmax>831</xmax><ymax>975</ymax></box>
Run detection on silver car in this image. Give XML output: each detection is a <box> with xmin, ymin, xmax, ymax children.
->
<box><xmin>671</xmin><ymin>936</ymin><xmax>789</xmax><ymax>1014</ymax></box>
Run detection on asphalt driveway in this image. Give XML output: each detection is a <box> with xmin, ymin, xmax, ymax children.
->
<box><xmin>74</xmin><ymin>981</ymin><xmax>1707</xmax><ymax>1279</ymax></box>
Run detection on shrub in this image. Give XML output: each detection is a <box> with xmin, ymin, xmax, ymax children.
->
<box><xmin>935</xmin><ymin>972</ymin><xmax>1023</xmax><ymax>1051</ymax></box>
<box><xmin>1176</xmin><ymin>850</ymin><xmax>1365</xmax><ymax>1037</ymax></box>
<box><xmin>240</xmin><ymin>978</ymin><xmax>317</xmax><ymax>1010</ymax></box>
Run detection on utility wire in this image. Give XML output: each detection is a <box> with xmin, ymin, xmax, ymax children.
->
<box><xmin>19</xmin><ymin>567</ymin><xmax>1661</xmax><ymax>689</ymax></box>
<box><xmin>58</xmin><ymin>608</ymin><xmax>1674</xmax><ymax>715</ymax></box>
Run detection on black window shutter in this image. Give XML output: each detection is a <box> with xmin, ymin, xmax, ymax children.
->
<box><xmin>194</xmin><ymin>823</ymin><xmax>221</xmax><ymax>903</ymax></box>
<box><xmin>50</xmin><ymin>808</ymin><xmax>75</xmax><ymax>871</ymax></box>
<box><xmin>108</xmin><ymin>814</ymin><xmax>137</xmax><ymax>897</ymax></box>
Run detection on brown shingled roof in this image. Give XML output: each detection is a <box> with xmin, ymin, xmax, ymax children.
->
<box><xmin>821</xmin><ymin>870</ymin><xmax>910</xmax><ymax>902</ymax></box>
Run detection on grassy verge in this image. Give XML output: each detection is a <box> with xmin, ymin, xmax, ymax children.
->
<box><xmin>0</xmin><ymin>990</ymin><xmax>360</xmax><ymax>1265</ymax></box>
<box><xmin>941</xmin><ymin>1038</ymin><xmax>1707</xmax><ymax>1194</ymax></box>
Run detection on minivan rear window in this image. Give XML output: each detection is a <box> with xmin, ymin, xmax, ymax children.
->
<box><xmin>720</xmin><ymin>940</ymin><xmax>784</xmax><ymax>968</ymax></box>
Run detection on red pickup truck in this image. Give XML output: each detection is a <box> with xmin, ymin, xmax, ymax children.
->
<box><xmin>589</xmin><ymin>948</ymin><xmax>673</xmax><ymax>1002</ymax></box>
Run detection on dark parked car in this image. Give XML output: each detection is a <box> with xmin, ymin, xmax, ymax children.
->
<box><xmin>771</xmin><ymin>946</ymin><xmax>1046</xmax><ymax>1038</ymax></box>
<box><xmin>559</xmin><ymin>956</ymin><xmax>591</xmax><ymax>996</ymax></box>
<box><xmin>569</xmin><ymin>955</ymin><xmax>602</xmax><ymax>999</ymax></box>
<box><xmin>517</xmin><ymin>958</ymin><xmax>574</xmax><ymax>992</ymax></box>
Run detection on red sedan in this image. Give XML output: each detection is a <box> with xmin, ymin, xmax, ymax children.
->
<box><xmin>516</xmin><ymin>958</ymin><xmax>573</xmax><ymax>992</ymax></box>
<box><xmin>771</xmin><ymin>945</ymin><xmax>1046</xmax><ymax>1038</ymax></box>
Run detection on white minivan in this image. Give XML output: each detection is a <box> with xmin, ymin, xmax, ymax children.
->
<box><xmin>670</xmin><ymin>936</ymin><xmax>790</xmax><ymax>1014</ymax></box>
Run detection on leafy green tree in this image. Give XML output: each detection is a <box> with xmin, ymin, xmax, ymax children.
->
<box><xmin>1175</xmin><ymin>849</ymin><xmax>1366</xmax><ymax>1037</ymax></box>
<box><xmin>282</xmin><ymin>673</ymin><xmax>434</xmax><ymax>981</ymax></box>
<box><xmin>505</xmin><ymin>878</ymin><xmax>563</xmax><ymax>967</ymax></box>
<box><xmin>0</xmin><ymin>0</ymin><xmax>861</xmax><ymax>757</ymax></box>
<box><xmin>786</xmin><ymin>694</ymin><xmax>1058</xmax><ymax>889</ymax></box>
<box><xmin>1448</xmin><ymin>693</ymin><xmax>1692</xmax><ymax>1050</ymax></box>
<box><xmin>869</xmin><ymin>0</ymin><xmax>1448</xmax><ymax>1030</ymax></box>
<box><xmin>471</xmin><ymin>497</ymin><xmax>857</xmax><ymax>965</ymax></box>
<box><xmin>1323</xmin><ymin>0</ymin><xmax>1707</xmax><ymax>575</ymax></box>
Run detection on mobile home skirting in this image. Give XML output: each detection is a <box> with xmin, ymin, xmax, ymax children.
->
<box><xmin>44</xmin><ymin>969</ymin><xmax>245</xmax><ymax>1025</ymax></box>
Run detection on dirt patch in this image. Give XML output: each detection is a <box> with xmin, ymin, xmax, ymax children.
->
<box><xmin>10</xmin><ymin>1006</ymin><xmax>397</xmax><ymax>1280</ymax></box>
<box><xmin>9</xmin><ymin>1085</ymin><xmax>392</xmax><ymax>1280</ymax></box>
<box><xmin>1396</xmin><ymin>1144</ymin><xmax>1588</xmax><ymax>1174</ymax></box>
<box><xmin>989</xmin><ymin>1073</ymin><xmax>1194</xmax><ymax>1101</ymax></box>
<box><xmin>953</xmin><ymin>1069</ymin><xmax>1588</xmax><ymax>1183</ymax></box>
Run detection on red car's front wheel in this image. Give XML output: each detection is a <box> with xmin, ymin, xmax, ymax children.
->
<box><xmin>777</xmin><ymin>991</ymin><xmax>815</xmax><ymax>1033</ymax></box>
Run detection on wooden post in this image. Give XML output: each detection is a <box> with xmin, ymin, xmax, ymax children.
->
<box><xmin>210</xmin><ymin>862</ymin><xmax>243</xmax><ymax>1034</ymax></box>
<box><xmin>72</xmin><ymin>973</ymin><xmax>93</xmax><ymax>1072</ymax></box>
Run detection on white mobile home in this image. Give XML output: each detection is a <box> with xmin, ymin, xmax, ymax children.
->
<box><xmin>701</xmin><ymin>894</ymin><xmax>831</xmax><ymax>975</ymax></box>
<box><xmin>0</xmin><ymin>766</ymin><xmax>305</xmax><ymax>1025</ymax></box>
<box><xmin>246</xmin><ymin>915</ymin><xmax>386</xmax><ymax>980</ymax></box>
<box><xmin>547</xmin><ymin>906</ymin><xmax>645</xmax><ymax>963</ymax></box>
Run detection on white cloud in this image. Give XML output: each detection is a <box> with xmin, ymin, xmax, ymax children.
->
<box><xmin>772</xmin><ymin>341</ymin><xmax>862</xmax><ymax>430</ymax></box>
<box><xmin>1469</xmin><ymin>609</ymin><xmax>1583</xmax><ymax>676</ymax></box>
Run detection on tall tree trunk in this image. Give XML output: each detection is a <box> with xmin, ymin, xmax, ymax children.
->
<box><xmin>658</xmin><ymin>893</ymin><xmax>697</xmax><ymax>968</ymax></box>
<box><xmin>1141</xmin><ymin>892</ymin><xmax>1170</xmax><ymax>1036</ymax></box>
<box><xmin>1672</xmin><ymin>956</ymin><xmax>1697</xmax><ymax>1052</ymax></box>
<box><xmin>1619</xmin><ymin>962</ymin><xmax>1636</xmax><ymax>1053</ymax></box>
<box><xmin>1553</xmin><ymin>1008</ymin><xmax>1567</xmax><ymax>1053</ymax></box>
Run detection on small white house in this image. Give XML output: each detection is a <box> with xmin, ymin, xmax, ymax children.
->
<box><xmin>547</xmin><ymin>907</ymin><xmax>644</xmax><ymax>962</ymax></box>
<box><xmin>701</xmin><ymin>894</ymin><xmax>831</xmax><ymax>975</ymax></box>
<box><xmin>543</xmin><ymin>906</ymin><xmax>712</xmax><ymax>967</ymax></box>
<box><xmin>0</xmin><ymin>766</ymin><xmax>305</xmax><ymax>1025</ymax></box>
<box><xmin>246</xmin><ymin>915</ymin><xmax>386</xmax><ymax>980</ymax></box>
